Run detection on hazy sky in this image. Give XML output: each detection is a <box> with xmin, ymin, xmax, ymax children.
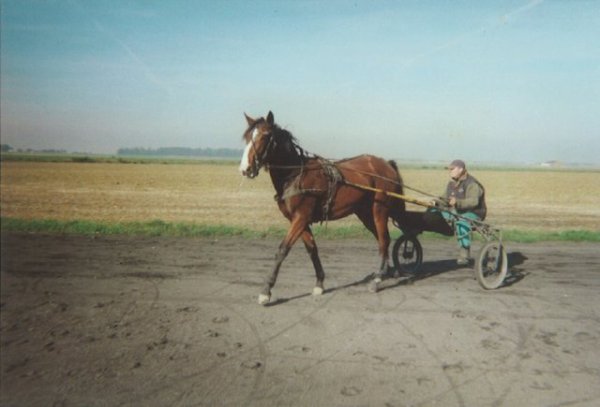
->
<box><xmin>1</xmin><ymin>0</ymin><xmax>599</xmax><ymax>164</ymax></box>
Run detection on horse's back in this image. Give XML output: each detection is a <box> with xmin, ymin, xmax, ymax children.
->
<box><xmin>336</xmin><ymin>154</ymin><xmax>402</xmax><ymax>189</ymax></box>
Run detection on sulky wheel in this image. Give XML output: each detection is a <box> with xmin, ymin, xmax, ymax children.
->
<box><xmin>392</xmin><ymin>234</ymin><xmax>423</xmax><ymax>275</ymax></box>
<box><xmin>475</xmin><ymin>241</ymin><xmax>508</xmax><ymax>289</ymax></box>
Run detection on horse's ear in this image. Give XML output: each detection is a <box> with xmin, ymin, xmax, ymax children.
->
<box><xmin>266</xmin><ymin>111</ymin><xmax>274</xmax><ymax>125</ymax></box>
<box><xmin>244</xmin><ymin>113</ymin><xmax>255</xmax><ymax>126</ymax></box>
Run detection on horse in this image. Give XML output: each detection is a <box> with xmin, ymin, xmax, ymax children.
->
<box><xmin>239</xmin><ymin>111</ymin><xmax>405</xmax><ymax>305</ymax></box>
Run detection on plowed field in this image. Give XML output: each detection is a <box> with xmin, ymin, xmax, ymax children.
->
<box><xmin>2</xmin><ymin>161</ymin><xmax>599</xmax><ymax>231</ymax></box>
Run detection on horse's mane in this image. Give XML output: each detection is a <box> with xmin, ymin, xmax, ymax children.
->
<box><xmin>272</xmin><ymin>124</ymin><xmax>313</xmax><ymax>162</ymax></box>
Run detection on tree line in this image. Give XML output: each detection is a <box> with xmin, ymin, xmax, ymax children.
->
<box><xmin>1</xmin><ymin>144</ymin><xmax>69</xmax><ymax>154</ymax></box>
<box><xmin>117</xmin><ymin>147</ymin><xmax>243</xmax><ymax>158</ymax></box>
<box><xmin>1</xmin><ymin>144</ymin><xmax>243</xmax><ymax>158</ymax></box>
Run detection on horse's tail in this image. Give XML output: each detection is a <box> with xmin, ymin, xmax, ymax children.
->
<box><xmin>387</xmin><ymin>159</ymin><xmax>399</xmax><ymax>175</ymax></box>
<box><xmin>387</xmin><ymin>160</ymin><xmax>406</xmax><ymax>222</ymax></box>
<box><xmin>387</xmin><ymin>160</ymin><xmax>403</xmax><ymax>191</ymax></box>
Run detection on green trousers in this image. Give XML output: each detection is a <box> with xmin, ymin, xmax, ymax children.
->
<box><xmin>440</xmin><ymin>210</ymin><xmax>480</xmax><ymax>249</ymax></box>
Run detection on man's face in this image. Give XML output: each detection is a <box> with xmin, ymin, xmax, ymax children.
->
<box><xmin>449</xmin><ymin>166</ymin><xmax>464</xmax><ymax>179</ymax></box>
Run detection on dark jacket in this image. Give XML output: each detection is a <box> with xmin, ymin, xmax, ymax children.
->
<box><xmin>445</xmin><ymin>173</ymin><xmax>487</xmax><ymax>220</ymax></box>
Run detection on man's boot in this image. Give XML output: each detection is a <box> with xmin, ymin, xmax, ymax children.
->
<box><xmin>457</xmin><ymin>246</ymin><xmax>470</xmax><ymax>266</ymax></box>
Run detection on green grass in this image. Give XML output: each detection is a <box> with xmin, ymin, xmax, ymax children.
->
<box><xmin>500</xmin><ymin>229</ymin><xmax>600</xmax><ymax>243</ymax></box>
<box><xmin>1</xmin><ymin>217</ymin><xmax>599</xmax><ymax>242</ymax></box>
<box><xmin>0</xmin><ymin>218</ymin><xmax>263</xmax><ymax>238</ymax></box>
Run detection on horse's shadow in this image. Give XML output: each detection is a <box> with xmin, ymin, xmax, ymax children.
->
<box><xmin>267</xmin><ymin>251</ymin><xmax>529</xmax><ymax>306</ymax></box>
<box><xmin>376</xmin><ymin>259</ymin><xmax>463</xmax><ymax>292</ymax></box>
<box><xmin>380</xmin><ymin>250</ymin><xmax>529</xmax><ymax>292</ymax></box>
<box><xmin>502</xmin><ymin>251</ymin><xmax>529</xmax><ymax>287</ymax></box>
<box><xmin>266</xmin><ymin>274</ymin><xmax>373</xmax><ymax>307</ymax></box>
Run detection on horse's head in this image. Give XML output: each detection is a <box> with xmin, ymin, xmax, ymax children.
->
<box><xmin>239</xmin><ymin>111</ymin><xmax>276</xmax><ymax>178</ymax></box>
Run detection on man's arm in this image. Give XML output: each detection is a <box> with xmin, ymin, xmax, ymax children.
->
<box><xmin>455</xmin><ymin>182</ymin><xmax>482</xmax><ymax>211</ymax></box>
<box><xmin>431</xmin><ymin>184</ymin><xmax>451</xmax><ymax>207</ymax></box>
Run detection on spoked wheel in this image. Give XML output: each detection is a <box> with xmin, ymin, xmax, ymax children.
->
<box><xmin>392</xmin><ymin>234</ymin><xmax>423</xmax><ymax>275</ymax></box>
<box><xmin>475</xmin><ymin>241</ymin><xmax>508</xmax><ymax>289</ymax></box>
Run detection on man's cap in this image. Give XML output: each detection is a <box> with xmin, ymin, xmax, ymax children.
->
<box><xmin>447</xmin><ymin>159</ymin><xmax>466</xmax><ymax>170</ymax></box>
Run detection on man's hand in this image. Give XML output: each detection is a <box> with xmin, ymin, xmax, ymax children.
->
<box><xmin>448</xmin><ymin>197</ymin><xmax>457</xmax><ymax>207</ymax></box>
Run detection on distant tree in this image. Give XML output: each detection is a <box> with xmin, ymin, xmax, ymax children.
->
<box><xmin>1</xmin><ymin>144</ymin><xmax>13</xmax><ymax>152</ymax></box>
<box><xmin>40</xmin><ymin>149</ymin><xmax>67</xmax><ymax>154</ymax></box>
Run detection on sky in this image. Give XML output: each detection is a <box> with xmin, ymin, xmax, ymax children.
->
<box><xmin>1</xmin><ymin>0</ymin><xmax>599</xmax><ymax>165</ymax></box>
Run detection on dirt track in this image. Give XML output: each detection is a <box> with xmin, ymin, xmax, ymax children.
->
<box><xmin>1</xmin><ymin>232</ymin><xmax>599</xmax><ymax>407</ymax></box>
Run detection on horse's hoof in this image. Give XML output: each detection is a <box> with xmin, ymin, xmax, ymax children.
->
<box><xmin>258</xmin><ymin>294</ymin><xmax>271</xmax><ymax>305</ymax></box>
<box><xmin>368</xmin><ymin>278</ymin><xmax>381</xmax><ymax>293</ymax></box>
<box><xmin>312</xmin><ymin>286</ymin><xmax>324</xmax><ymax>296</ymax></box>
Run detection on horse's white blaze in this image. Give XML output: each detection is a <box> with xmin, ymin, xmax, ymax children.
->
<box><xmin>239</xmin><ymin>128</ymin><xmax>259</xmax><ymax>175</ymax></box>
<box><xmin>239</xmin><ymin>142</ymin><xmax>252</xmax><ymax>174</ymax></box>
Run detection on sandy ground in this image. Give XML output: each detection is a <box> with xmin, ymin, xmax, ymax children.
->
<box><xmin>1</xmin><ymin>232</ymin><xmax>599</xmax><ymax>407</ymax></box>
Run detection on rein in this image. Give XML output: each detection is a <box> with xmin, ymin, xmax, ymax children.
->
<box><xmin>251</xmin><ymin>132</ymin><xmax>445</xmax><ymax>216</ymax></box>
<box><xmin>267</xmin><ymin>161</ymin><xmax>444</xmax><ymax>202</ymax></box>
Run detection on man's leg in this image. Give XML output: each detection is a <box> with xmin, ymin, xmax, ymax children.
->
<box><xmin>455</xmin><ymin>212</ymin><xmax>480</xmax><ymax>265</ymax></box>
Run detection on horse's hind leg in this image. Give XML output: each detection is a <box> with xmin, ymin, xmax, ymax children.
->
<box><xmin>375</xmin><ymin>201</ymin><xmax>392</xmax><ymax>258</ymax></box>
<box><xmin>356</xmin><ymin>206</ymin><xmax>389</xmax><ymax>292</ymax></box>
<box><xmin>259</xmin><ymin>217</ymin><xmax>307</xmax><ymax>305</ymax></box>
<box><xmin>301</xmin><ymin>227</ymin><xmax>325</xmax><ymax>296</ymax></box>
<box><xmin>368</xmin><ymin>200</ymin><xmax>392</xmax><ymax>292</ymax></box>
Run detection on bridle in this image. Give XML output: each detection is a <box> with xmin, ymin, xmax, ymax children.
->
<box><xmin>247</xmin><ymin>128</ymin><xmax>275</xmax><ymax>178</ymax></box>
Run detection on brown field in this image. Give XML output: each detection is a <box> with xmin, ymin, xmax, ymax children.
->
<box><xmin>1</xmin><ymin>161</ymin><xmax>599</xmax><ymax>231</ymax></box>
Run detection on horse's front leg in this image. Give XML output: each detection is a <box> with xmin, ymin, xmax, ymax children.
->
<box><xmin>301</xmin><ymin>227</ymin><xmax>325</xmax><ymax>296</ymax></box>
<box><xmin>259</xmin><ymin>217</ymin><xmax>307</xmax><ymax>305</ymax></box>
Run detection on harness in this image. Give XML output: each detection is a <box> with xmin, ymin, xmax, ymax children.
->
<box><xmin>246</xmin><ymin>126</ymin><xmax>344</xmax><ymax>223</ymax></box>
<box><xmin>320</xmin><ymin>158</ymin><xmax>343</xmax><ymax>220</ymax></box>
<box><xmin>278</xmin><ymin>158</ymin><xmax>343</xmax><ymax>223</ymax></box>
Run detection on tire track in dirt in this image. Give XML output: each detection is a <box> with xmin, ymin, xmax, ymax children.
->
<box><xmin>403</xmin><ymin>286</ymin><xmax>534</xmax><ymax>406</ymax></box>
<box><xmin>409</xmin><ymin>267</ymin><xmax>599</xmax><ymax>407</ymax></box>
<box><xmin>166</xmin><ymin>280</ymin><xmax>345</xmax><ymax>406</ymax></box>
<box><xmin>247</xmin><ymin>284</ymin><xmax>411</xmax><ymax>405</ymax></box>
<box><xmin>398</xmin><ymin>317</ymin><xmax>466</xmax><ymax>407</ymax></box>
<box><xmin>152</xmin><ymin>266</ymin><xmax>368</xmax><ymax>406</ymax></box>
<box><xmin>124</xmin><ymin>281</ymin><xmax>249</xmax><ymax>406</ymax></box>
<box><xmin>218</xmin><ymin>301</ymin><xmax>268</xmax><ymax>407</ymax></box>
<box><xmin>291</xmin><ymin>290</ymin><xmax>407</xmax><ymax>374</ymax></box>
<box><xmin>159</xmin><ymin>279</ymin><xmax>272</xmax><ymax>407</ymax></box>
<box><xmin>403</xmin><ymin>288</ymin><xmax>529</xmax><ymax>406</ymax></box>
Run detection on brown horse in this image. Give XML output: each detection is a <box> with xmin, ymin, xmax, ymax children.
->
<box><xmin>239</xmin><ymin>111</ymin><xmax>405</xmax><ymax>305</ymax></box>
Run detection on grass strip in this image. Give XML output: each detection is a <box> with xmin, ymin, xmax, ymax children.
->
<box><xmin>0</xmin><ymin>218</ymin><xmax>264</xmax><ymax>238</ymax></box>
<box><xmin>1</xmin><ymin>217</ymin><xmax>599</xmax><ymax>242</ymax></box>
<box><xmin>500</xmin><ymin>229</ymin><xmax>600</xmax><ymax>243</ymax></box>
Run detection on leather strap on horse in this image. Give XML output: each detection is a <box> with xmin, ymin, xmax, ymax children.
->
<box><xmin>318</xmin><ymin>158</ymin><xmax>343</xmax><ymax>223</ymax></box>
<box><xmin>277</xmin><ymin>158</ymin><xmax>343</xmax><ymax>224</ymax></box>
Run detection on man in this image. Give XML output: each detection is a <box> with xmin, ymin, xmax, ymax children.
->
<box><xmin>436</xmin><ymin>159</ymin><xmax>487</xmax><ymax>266</ymax></box>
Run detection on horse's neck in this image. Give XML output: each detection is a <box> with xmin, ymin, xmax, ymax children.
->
<box><xmin>269</xmin><ymin>148</ymin><xmax>304</xmax><ymax>198</ymax></box>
